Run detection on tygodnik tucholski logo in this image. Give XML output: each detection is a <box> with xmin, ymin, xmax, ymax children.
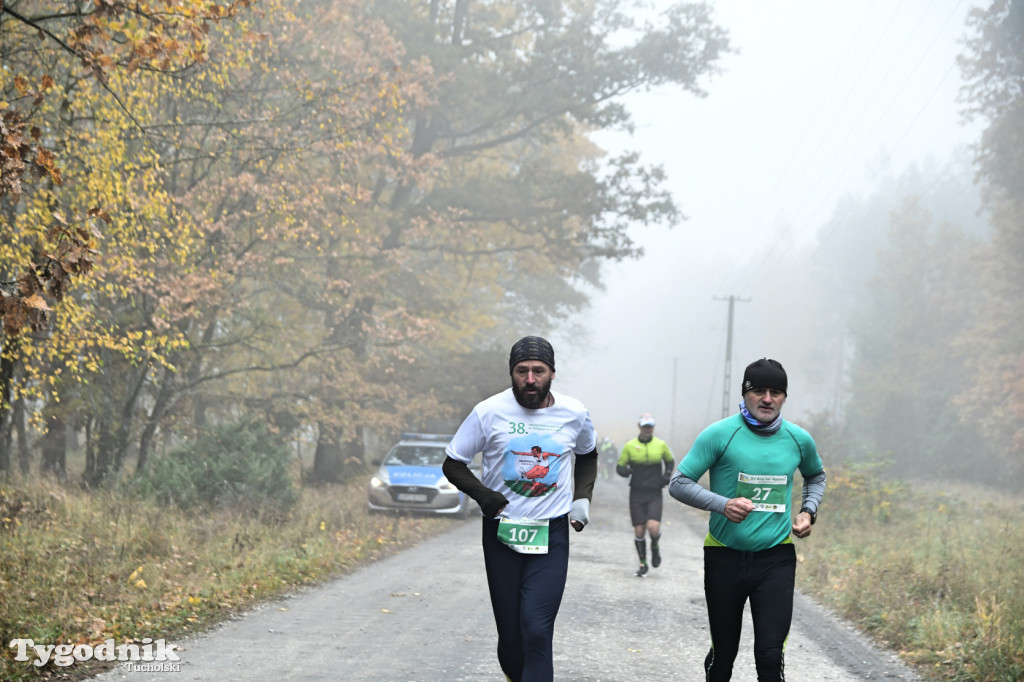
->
<box><xmin>9</xmin><ymin>637</ymin><xmax>181</xmax><ymax>670</ymax></box>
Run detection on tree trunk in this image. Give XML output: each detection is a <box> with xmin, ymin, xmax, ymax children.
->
<box><xmin>41</xmin><ymin>412</ymin><xmax>67</xmax><ymax>478</ymax></box>
<box><xmin>83</xmin><ymin>416</ymin><xmax>128</xmax><ymax>487</ymax></box>
<box><xmin>0</xmin><ymin>418</ymin><xmax>9</xmax><ymax>477</ymax></box>
<box><xmin>15</xmin><ymin>397</ymin><xmax>30</xmax><ymax>475</ymax></box>
<box><xmin>312</xmin><ymin>424</ymin><xmax>365</xmax><ymax>483</ymax></box>
<box><xmin>136</xmin><ymin>375</ymin><xmax>177</xmax><ymax>472</ymax></box>
<box><xmin>0</xmin><ymin>340</ymin><xmax>18</xmax><ymax>477</ymax></box>
<box><xmin>312</xmin><ymin>426</ymin><xmax>343</xmax><ymax>483</ymax></box>
<box><xmin>0</xmin><ymin>411</ymin><xmax>10</xmax><ymax>478</ymax></box>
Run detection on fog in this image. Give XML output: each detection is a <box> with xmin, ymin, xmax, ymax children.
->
<box><xmin>5</xmin><ymin>0</ymin><xmax>1011</xmax><ymax>486</ymax></box>
<box><xmin>549</xmin><ymin>0</ymin><xmax>987</xmax><ymax>451</ymax></box>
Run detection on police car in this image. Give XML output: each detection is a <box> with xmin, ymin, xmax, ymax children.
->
<box><xmin>367</xmin><ymin>433</ymin><xmax>479</xmax><ymax>517</ymax></box>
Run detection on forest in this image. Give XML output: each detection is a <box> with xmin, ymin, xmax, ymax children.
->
<box><xmin>774</xmin><ymin>0</ymin><xmax>1023</xmax><ymax>485</ymax></box>
<box><xmin>2</xmin><ymin>0</ymin><xmax>732</xmax><ymax>484</ymax></box>
<box><xmin>3</xmin><ymin>0</ymin><xmax>1017</xmax><ymax>491</ymax></box>
<box><xmin>1</xmin><ymin>0</ymin><xmax>1023</xmax><ymax>502</ymax></box>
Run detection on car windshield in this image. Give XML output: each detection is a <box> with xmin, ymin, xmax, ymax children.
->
<box><xmin>384</xmin><ymin>445</ymin><xmax>447</xmax><ymax>467</ymax></box>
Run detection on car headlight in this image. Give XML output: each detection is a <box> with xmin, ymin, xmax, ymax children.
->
<box><xmin>438</xmin><ymin>477</ymin><xmax>457</xmax><ymax>492</ymax></box>
<box><xmin>370</xmin><ymin>476</ymin><xmax>385</xmax><ymax>488</ymax></box>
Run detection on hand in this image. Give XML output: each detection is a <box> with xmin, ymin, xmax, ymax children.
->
<box><xmin>723</xmin><ymin>497</ymin><xmax>754</xmax><ymax>523</ymax></box>
<box><xmin>569</xmin><ymin>498</ymin><xmax>590</xmax><ymax>532</ymax></box>
<box><xmin>792</xmin><ymin>511</ymin><xmax>813</xmax><ymax>538</ymax></box>
<box><xmin>480</xmin><ymin>490</ymin><xmax>510</xmax><ymax>518</ymax></box>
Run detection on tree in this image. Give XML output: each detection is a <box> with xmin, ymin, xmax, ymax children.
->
<box><xmin>751</xmin><ymin>154</ymin><xmax>984</xmax><ymax>422</ymax></box>
<box><xmin>0</xmin><ymin>0</ymin><xmax>254</xmax><ymax>337</ymax></box>
<box><xmin>124</xmin><ymin>0</ymin><xmax>733</xmax><ymax>482</ymax></box>
<box><xmin>368</xmin><ymin>0</ymin><xmax>728</xmax><ymax>294</ymax></box>
<box><xmin>56</xmin><ymin>0</ymin><xmax>437</xmax><ymax>481</ymax></box>
<box><xmin>955</xmin><ymin>0</ymin><xmax>1024</xmax><ymax>472</ymax></box>
<box><xmin>293</xmin><ymin>0</ymin><xmax>732</xmax><ymax>477</ymax></box>
<box><xmin>0</xmin><ymin>0</ymin><xmax>256</xmax><ymax>476</ymax></box>
<box><xmin>842</xmin><ymin>198</ymin><xmax>985</xmax><ymax>478</ymax></box>
<box><xmin>2</xmin><ymin>0</ymin><xmax>731</xmax><ymax>484</ymax></box>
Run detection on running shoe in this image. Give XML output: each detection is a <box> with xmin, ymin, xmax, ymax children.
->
<box><xmin>635</xmin><ymin>563</ymin><xmax>648</xmax><ymax>577</ymax></box>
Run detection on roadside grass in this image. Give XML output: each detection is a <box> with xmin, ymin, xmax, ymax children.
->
<box><xmin>5</xmin><ymin>460</ymin><xmax>1023</xmax><ymax>682</ymax></box>
<box><xmin>0</xmin><ymin>474</ymin><xmax>453</xmax><ymax>681</ymax></box>
<box><xmin>795</xmin><ymin>461</ymin><xmax>1024</xmax><ymax>682</ymax></box>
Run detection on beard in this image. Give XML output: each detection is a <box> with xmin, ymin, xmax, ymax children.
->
<box><xmin>512</xmin><ymin>377</ymin><xmax>553</xmax><ymax>409</ymax></box>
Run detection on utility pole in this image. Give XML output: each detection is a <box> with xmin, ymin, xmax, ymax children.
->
<box><xmin>715</xmin><ymin>295</ymin><xmax>750</xmax><ymax>418</ymax></box>
<box><xmin>669</xmin><ymin>357</ymin><xmax>678</xmax><ymax>449</ymax></box>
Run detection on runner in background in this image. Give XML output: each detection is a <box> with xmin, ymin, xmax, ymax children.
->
<box><xmin>598</xmin><ymin>436</ymin><xmax>618</xmax><ymax>480</ymax></box>
<box><xmin>616</xmin><ymin>413</ymin><xmax>674</xmax><ymax>576</ymax></box>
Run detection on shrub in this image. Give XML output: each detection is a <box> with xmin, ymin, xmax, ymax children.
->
<box><xmin>136</xmin><ymin>419</ymin><xmax>297</xmax><ymax>515</ymax></box>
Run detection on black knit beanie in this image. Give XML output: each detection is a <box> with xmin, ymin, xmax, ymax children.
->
<box><xmin>741</xmin><ymin>358</ymin><xmax>787</xmax><ymax>395</ymax></box>
<box><xmin>509</xmin><ymin>336</ymin><xmax>555</xmax><ymax>373</ymax></box>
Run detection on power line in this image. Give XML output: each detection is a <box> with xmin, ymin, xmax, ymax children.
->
<box><xmin>743</xmin><ymin>46</ymin><xmax>966</xmax><ymax>295</ymax></box>
<box><xmin>717</xmin><ymin>0</ymin><xmax>909</xmax><ymax>296</ymax></box>
<box><xmin>718</xmin><ymin>1</ymin><xmax>969</xmax><ymax>298</ymax></box>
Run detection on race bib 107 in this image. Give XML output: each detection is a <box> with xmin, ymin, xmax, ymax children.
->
<box><xmin>497</xmin><ymin>518</ymin><xmax>549</xmax><ymax>554</ymax></box>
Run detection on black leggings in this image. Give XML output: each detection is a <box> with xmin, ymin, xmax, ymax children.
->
<box><xmin>481</xmin><ymin>514</ymin><xmax>570</xmax><ymax>682</ymax></box>
<box><xmin>703</xmin><ymin>543</ymin><xmax>796</xmax><ymax>682</ymax></box>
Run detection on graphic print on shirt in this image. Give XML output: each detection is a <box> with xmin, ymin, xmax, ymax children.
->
<box><xmin>502</xmin><ymin>435</ymin><xmax>564</xmax><ymax>497</ymax></box>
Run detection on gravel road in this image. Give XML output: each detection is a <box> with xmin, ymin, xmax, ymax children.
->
<box><xmin>91</xmin><ymin>476</ymin><xmax>921</xmax><ymax>681</ymax></box>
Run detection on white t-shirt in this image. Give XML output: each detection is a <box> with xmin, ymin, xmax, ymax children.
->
<box><xmin>446</xmin><ymin>387</ymin><xmax>596</xmax><ymax>520</ymax></box>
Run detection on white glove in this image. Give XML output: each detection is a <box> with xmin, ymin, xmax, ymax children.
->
<box><xmin>569</xmin><ymin>498</ymin><xmax>590</xmax><ymax>529</ymax></box>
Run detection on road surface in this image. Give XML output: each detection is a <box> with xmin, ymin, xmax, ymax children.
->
<box><xmin>92</xmin><ymin>476</ymin><xmax>921</xmax><ymax>681</ymax></box>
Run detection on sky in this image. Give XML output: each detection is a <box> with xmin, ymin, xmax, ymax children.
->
<box><xmin>550</xmin><ymin>0</ymin><xmax>988</xmax><ymax>450</ymax></box>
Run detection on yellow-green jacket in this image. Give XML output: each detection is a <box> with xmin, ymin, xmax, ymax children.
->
<box><xmin>617</xmin><ymin>437</ymin><xmax>673</xmax><ymax>489</ymax></box>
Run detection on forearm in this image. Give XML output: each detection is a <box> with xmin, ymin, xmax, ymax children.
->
<box><xmin>442</xmin><ymin>456</ymin><xmax>508</xmax><ymax>517</ymax></box>
<box><xmin>662</xmin><ymin>458</ymin><xmax>675</xmax><ymax>485</ymax></box>
<box><xmin>573</xmin><ymin>450</ymin><xmax>598</xmax><ymax>501</ymax></box>
<box><xmin>669</xmin><ymin>471</ymin><xmax>728</xmax><ymax>514</ymax></box>
<box><xmin>800</xmin><ymin>469</ymin><xmax>826</xmax><ymax>514</ymax></box>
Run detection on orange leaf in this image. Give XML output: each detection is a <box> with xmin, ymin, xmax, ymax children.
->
<box><xmin>23</xmin><ymin>293</ymin><xmax>50</xmax><ymax>311</ymax></box>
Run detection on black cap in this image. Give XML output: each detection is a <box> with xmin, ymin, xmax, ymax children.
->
<box><xmin>741</xmin><ymin>358</ymin><xmax>787</xmax><ymax>395</ymax></box>
<box><xmin>509</xmin><ymin>336</ymin><xmax>555</xmax><ymax>373</ymax></box>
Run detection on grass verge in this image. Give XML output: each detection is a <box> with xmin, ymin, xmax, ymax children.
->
<box><xmin>795</xmin><ymin>461</ymin><xmax>1024</xmax><ymax>682</ymax></box>
<box><xmin>0</xmin><ymin>476</ymin><xmax>453</xmax><ymax>680</ymax></box>
<box><xmin>5</xmin><ymin>461</ymin><xmax>1022</xmax><ymax>681</ymax></box>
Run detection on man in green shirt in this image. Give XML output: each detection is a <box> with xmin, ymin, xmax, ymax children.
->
<box><xmin>669</xmin><ymin>358</ymin><xmax>826</xmax><ymax>681</ymax></box>
<box><xmin>617</xmin><ymin>413</ymin><xmax>674</xmax><ymax>576</ymax></box>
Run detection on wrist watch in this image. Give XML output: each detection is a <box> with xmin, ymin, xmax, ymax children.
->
<box><xmin>800</xmin><ymin>507</ymin><xmax>817</xmax><ymax>525</ymax></box>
